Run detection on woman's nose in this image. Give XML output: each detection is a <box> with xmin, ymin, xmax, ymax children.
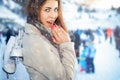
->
<box><xmin>49</xmin><ymin>11</ymin><xmax>58</xmax><ymax>18</ymax></box>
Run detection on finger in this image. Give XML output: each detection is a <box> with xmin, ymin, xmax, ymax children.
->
<box><xmin>58</xmin><ymin>27</ymin><xmax>71</xmax><ymax>42</ymax></box>
<box><xmin>51</xmin><ymin>36</ymin><xmax>57</xmax><ymax>43</ymax></box>
<box><xmin>51</xmin><ymin>25</ymin><xmax>61</xmax><ymax>37</ymax></box>
<box><xmin>51</xmin><ymin>28</ymin><xmax>61</xmax><ymax>43</ymax></box>
<box><xmin>51</xmin><ymin>36</ymin><xmax>61</xmax><ymax>44</ymax></box>
<box><xmin>58</xmin><ymin>26</ymin><xmax>66</xmax><ymax>34</ymax></box>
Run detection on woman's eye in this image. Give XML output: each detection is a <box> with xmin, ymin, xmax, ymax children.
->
<box><xmin>54</xmin><ymin>8</ymin><xmax>58</xmax><ymax>12</ymax></box>
<box><xmin>45</xmin><ymin>9</ymin><xmax>50</xmax><ymax>12</ymax></box>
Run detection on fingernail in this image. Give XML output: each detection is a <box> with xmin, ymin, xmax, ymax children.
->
<box><xmin>51</xmin><ymin>25</ymin><xmax>55</xmax><ymax>30</ymax></box>
<box><xmin>51</xmin><ymin>36</ymin><xmax>54</xmax><ymax>41</ymax></box>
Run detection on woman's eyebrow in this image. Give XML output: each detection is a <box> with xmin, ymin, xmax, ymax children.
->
<box><xmin>45</xmin><ymin>7</ymin><xmax>58</xmax><ymax>9</ymax></box>
<box><xmin>45</xmin><ymin>7</ymin><xmax>51</xmax><ymax>9</ymax></box>
<box><xmin>55</xmin><ymin>7</ymin><xmax>58</xmax><ymax>9</ymax></box>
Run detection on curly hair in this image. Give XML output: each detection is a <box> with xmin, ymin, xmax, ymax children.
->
<box><xmin>27</xmin><ymin>0</ymin><xmax>44</xmax><ymax>21</ymax></box>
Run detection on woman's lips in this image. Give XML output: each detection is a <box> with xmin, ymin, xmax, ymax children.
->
<box><xmin>47</xmin><ymin>21</ymin><xmax>54</xmax><ymax>26</ymax></box>
<box><xmin>47</xmin><ymin>21</ymin><xmax>53</xmax><ymax>24</ymax></box>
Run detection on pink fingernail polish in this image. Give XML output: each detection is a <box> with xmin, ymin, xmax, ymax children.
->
<box><xmin>51</xmin><ymin>36</ymin><xmax>54</xmax><ymax>41</ymax></box>
<box><xmin>51</xmin><ymin>25</ymin><xmax>55</xmax><ymax>30</ymax></box>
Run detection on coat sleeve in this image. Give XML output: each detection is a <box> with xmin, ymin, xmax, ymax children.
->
<box><xmin>59</xmin><ymin>42</ymin><xmax>76</xmax><ymax>80</ymax></box>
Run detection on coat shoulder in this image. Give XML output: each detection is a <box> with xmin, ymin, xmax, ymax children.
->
<box><xmin>24</xmin><ymin>23</ymin><xmax>41</xmax><ymax>35</ymax></box>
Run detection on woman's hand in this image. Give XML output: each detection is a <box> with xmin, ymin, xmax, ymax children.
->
<box><xmin>51</xmin><ymin>24</ymin><xmax>71</xmax><ymax>44</ymax></box>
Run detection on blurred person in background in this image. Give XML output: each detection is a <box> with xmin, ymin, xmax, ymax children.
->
<box><xmin>85</xmin><ymin>41</ymin><xmax>96</xmax><ymax>73</ymax></box>
<box><xmin>106</xmin><ymin>27</ymin><xmax>113</xmax><ymax>44</ymax></box>
<box><xmin>84</xmin><ymin>30</ymin><xmax>96</xmax><ymax>73</ymax></box>
<box><xmin>96</xmin><ymin>27</ymin><xmax>103</xmax><ymax>43</ymax></box>
<box><xmin>74</xmin><ymin>29</ymin><xmax>82</xmax><ymax>63</ymax></box>
<box><xmin>22</xmin><ymin>0</ymin><xmax>76</xmax><ymax>80</ymax></box>
<box><xmin>114</xmin><ymin>26</ymin><xmax>120</xmax><ymax>58</ymax></box>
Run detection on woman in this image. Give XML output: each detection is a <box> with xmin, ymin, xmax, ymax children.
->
<box><xmin>22</xmin><ymin>0</ymin><xmax>76</xmax><ymax>80</ymax></box>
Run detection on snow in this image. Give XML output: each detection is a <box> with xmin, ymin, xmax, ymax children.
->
<box><xmin>75</xmin><ymin>38</ymin><xmax>120</xmax><ymax>80</ymax></box>
<box><xmin>0</xmin><ymin>1</ymin><xmax>120</xmax><ymax>80</ymax></box>
<box><xmin>62</xmin><ymin>1</ymin><xmax>120</xmax><ymax>30</ymax></box>
<box><xmin>1</xmin><ymin>32</ymin><xmax>120</xmax><ymax>80</ymax></box>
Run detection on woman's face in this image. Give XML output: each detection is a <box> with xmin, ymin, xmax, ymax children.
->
<box><xmin>38</xmin><ymin>0</ymin><xmax>58</xmax><ymax>28</ymax></box>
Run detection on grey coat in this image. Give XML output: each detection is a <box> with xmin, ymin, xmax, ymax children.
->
<box><xmin>22</xmin><ymin>23</ymin><xmax>76</xmax><ymax>80</ymax></box>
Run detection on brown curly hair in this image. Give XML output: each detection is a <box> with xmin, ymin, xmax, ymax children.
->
<box><xmin>27</xmin><ymin>0</ymin><xmax>68</xmax><ymax>32</ymax></box>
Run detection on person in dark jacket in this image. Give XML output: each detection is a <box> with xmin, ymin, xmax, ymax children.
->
<box><xmin>114</xmin><ymin>26</ymin><xmax>120</xmax><ymax>58</ymax></box>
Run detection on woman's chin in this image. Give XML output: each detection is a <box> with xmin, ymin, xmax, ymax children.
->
<box><xmin>43</xmin><ymin>24</ymin><xmax>50</xmax><ymax>28</ymax></box>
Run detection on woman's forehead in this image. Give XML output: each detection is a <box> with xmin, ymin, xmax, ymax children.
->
<box><xmin>42</xmin><ymin>0</ymin><xmax>58</xmax><ymax>7</ymax></box>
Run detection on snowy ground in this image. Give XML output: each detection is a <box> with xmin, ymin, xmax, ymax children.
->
<box><xmin>75</xmin><ymin>38</ymin><xmax>120</xmax><ymax>80</ymax></box>
<box><xmin>1</xmin><ymin>35</ymin><xmax>120</xmax><ymax>80</ymax></box>
<box><xmin>1</xmin><ymin>3</ymin><xmax>120</xmax><ymax>80</ymax></box>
